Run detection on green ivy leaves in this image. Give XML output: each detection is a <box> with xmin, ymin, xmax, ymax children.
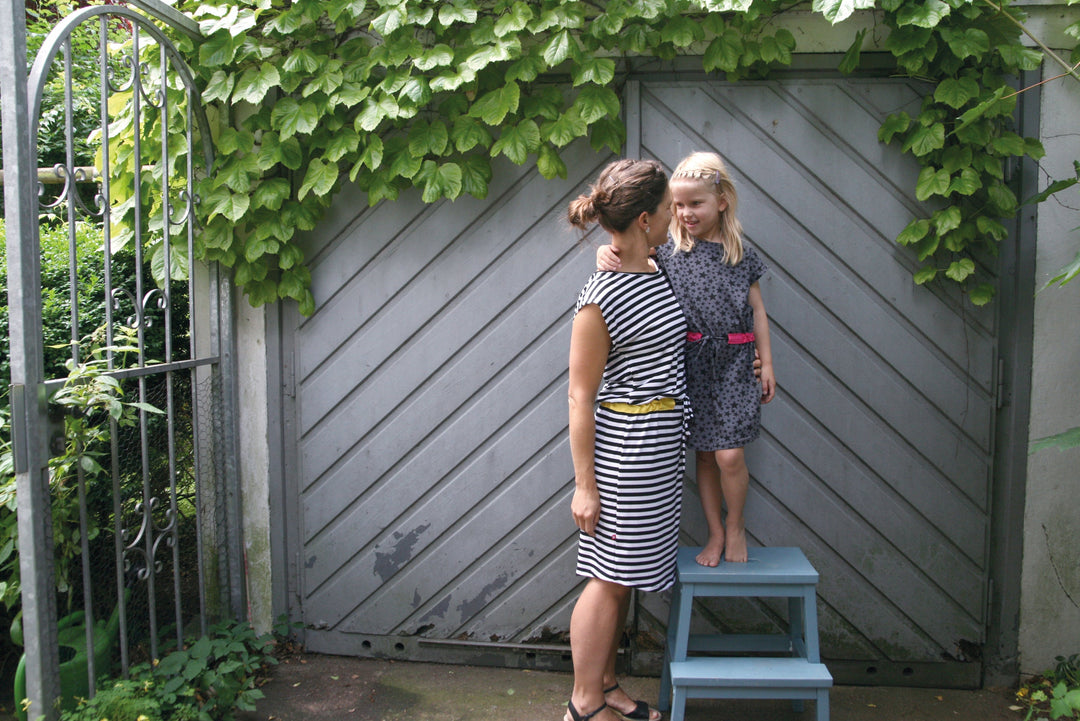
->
<box><xmin>160</xmin><ymin>0</ymin><xmax>1066</xmax><ymax>312</ymax></box>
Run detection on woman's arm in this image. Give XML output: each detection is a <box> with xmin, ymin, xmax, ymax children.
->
<box><xmin>748</xmin><ymin>282</ymin><xmax>776</xmax><ymax>404</ymax></box>
<box><xmin>568</xmin><ymin>304</ymin><xmax>610</xmax><ymax>536</ymax></box>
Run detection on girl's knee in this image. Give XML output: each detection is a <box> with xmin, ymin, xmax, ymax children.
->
<box><xmin>714</xmin><ymin>448</ymin><xmax>746</xmax><ymax>473</ymax></box>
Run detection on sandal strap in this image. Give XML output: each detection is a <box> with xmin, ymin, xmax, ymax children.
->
<box><xmin>568</xmin><ymin>700</ymin><xmax>608</xmax><ymax>721</ymax></box>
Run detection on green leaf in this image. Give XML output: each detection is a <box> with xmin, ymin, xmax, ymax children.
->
<box><xmin>537</xmin><ymin>143</ymin><xmax>567</xmax><ymax>179</ymax></box>
<box><xmin>952</xmin><ymin>86</ymin><xmax>1008</xmax><ymax>136</ymax></box>
<box><xmin>913</xmin><ymin>264</ymin><xmax>938</xmax><ymax>284</ymax></box>
<box><xmin>976</xmin><ymin>215</ymin><xmax>1009</xmax><ymax>241</ymax></box>
<box><xmin>409</xmin><ymin>119</ymin><xmax>449</xmax><ymax>157</ymax></box>
<box><xmin>878</xmin><ymin>112</ymin><xmax>910</xmax><ymax>144</ymax></box>
<box><xmin>459</xmin><ymin>155</ymin><xmax>493</xmax><ymax>199</ymax></box>
<box><xmin>414</xmin><ymin>44</ymin><xmax>454</xmax><ymax>71</ymax></box>
<box><xmin>1022</xmin><ymin>176</ymin><xmax>1079</xmax><ymax>206</ymax></box>
<box><xmin>389</xmin><ymin>146</ymin><xmax>423</xmax><ymax>179</ymax></box>
<box><xmin>839</xmin><ymin>29</ymin><xmax>866</xmax><ymax>73</ymax></box>
<box><xmin>572</xmin><ymin>56</ymin><xmax>616</xmax><ymax>87</ymax></box>
<box><xmin>1030</xmin><ymin>426</ymin><xmax>1080</xmax><ymax>454</ymax></box>
<box><xmin>271</xmin><ymin>97</ymin><xmax>319</xmax><ymax>139</ymax></box>
<box><xmin>299</xmin><ymin>157</ymin><xmax>339</xmax><ymax>200</ymax></box>
<box><xmin>199</xmin><ymin>31</ymin><xmax>237</xmax><ymax>67</ymax></box>
<box><xmin>573</xmin><ymin>85</ymin><xmax>620</xmax><ymax>124</ymax></box>
<box><xmin>543</xmin><ymin>109</ymin><xmax>588</xmax><ymax>147</ymax></box>
<box><xmin>991</xmin><ymin>132</ymin><xmax>1025</xmax><ymax>156</ymax></box>
<box><xmin>812</xmin><ymin>0</ymin><xmax>875</xmax><ymax>24</ymax></box>
<box><xmin>703</xmin><ymin>31</ymin><xmax>744</xmax><ymax>73</ymax></box>
<box><xmin>942</xmin><ymin>27</ymin><xmax>989</xmax><ymax>60</ymax></box>
<box><xmin>371</xmin><ymin>4</ymin><xmax>406</xmax><ymax>35</ymax></box>
<box><xmin>452</xmin><ymin>116</ymin><xmax>493</xmax><ymax>152</ymax></box>
<box><xmin>916</xmin><ymin>166</ymin><xmax>950</xmax><ymax>200</ymax></box>
<box><xmin>326</xmin><ymin>127</ymin><xmax>361</xmax><ymax>162</ymax></box>
<box><xmin>283</xmin><ymin>48</ymin><xmax>321</xmax><ymax>74</ymax></box>
<box><xmin>506</xmin><ymin>55</ymin><xmax>546</xmax><ymax>82</ymax></box>
<box><xmin>945</xmin><ymin>257</ymin><xmax>975</xmax><ymax>281</ymax></box>
<box><xmin>218</xmin><ymin>153</ymin><xmax>260</xmax><ymax>193</ymax></box>
<box><xmin>236</xmin><ymin>63</ymin><xmax>281</xmax><ymax>105</ymax></box>
<box><xmin>941</xmin><ymin>144</ymin><xmax>972</xmax><ymax>174</ymax></box>
<box><xmin>358</xmin><ymin>136</ymin><xmax>384</xmax><ymax>172</ymax></box>
<box><xmin>491</xmin><ymin>119</ymin><xmax>541</xmax><ymax>164</ymax></box>
<box><xmin>969</xmin><ymin>282</ymin><xmax>994</xmax><ymax>305</ymax></box>
<box><xmin>495</xmin><ymin>2</ymin><xmax>534</xmax><ymax>37</ymax></box>
<box><xmin>934</xmin><ymin>206</ymin><xmax>962</xmax><ymax>234</ymax></box>
<box><xmin>987</xmin><ymin>181</ymin><xmax>1017</xmax><ymax>214</ymax></box>
<box><xmin>203</xmin><ymin>70</ymin><xmax>236</xmax><ymax>103</ymax></box>
<box><xmin>417</xmin><ymin>160</ymin><xmax>463</xmax><ymax>202</ymax></box>
<box><xmin>895</xmin><ymin>0</ymin><xmax>950</xmax><ymax>28</ymax></box>
<box><xmin>470</xmin><ymin>83</ymin><xmax>521</xmax><ymax>125</ymax></box>
<box><xmin>996</xmin><ymin>43</ymin><xmax>1044</xmax><ymax>71</ymax></box>
<box><xmin>896</xmin><ymin>218</ymin><xmax>930</xmax><ymax>246</ymax></box>
<box><xmin>947</xmin><ymin>167</ymin><xmax>981</xmax><ymax>196</ymax></box>
<box><xmin>660</xmin><ymin>15</ymin><xmax>702</xmax><ymax>47</ymax></box>
<box><xmin>438</xmin><ymin>1</ymin><xmax>478</xmax><ymax>27</ymax></box>
<box><xmin>204</xmin><ymin>186</ymin><xmax>251</xmax><ymax>222</ymax></box>
<box><xmin>588</xmin><ymin>115</ymin><xmax>625</xmax><ymax>153</ymax></box>
<box><xmin>934</xmin><ymin>76</ymin><xmax>979</xmax><ymax>109</ymax></box>
<box><xmin>1043</xmin><ymin>244</ymin><xmax>1080</xmax><ymax>288</ymax></box>
<box><xmin>544</xmin><ymin>30</ymin><xmax>578</xmax><ymax>66</ymax></box>
<box><xmin>884</xmin><ymin>26</ymin><xmax>933</xmax><ymax>55</ymax></box>
<box><xmin>905</xmin><ymin>123</ymin><xmax>945</xmax><ymax>156</ymax></box>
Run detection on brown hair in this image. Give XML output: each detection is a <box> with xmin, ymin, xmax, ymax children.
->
<box><xmin>669</xmin><ymin>152</ymin><xmax>744</xmax><ymax>265</ymax></box>
<box><xmin>567</xmin><ymin>159</ymin><xmax>669</xmax><ymax>233</ymax></box>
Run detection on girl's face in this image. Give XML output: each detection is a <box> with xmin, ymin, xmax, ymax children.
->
<box><xmin>645</xmin><ymin>188</ymin><xmax>673</xmax><ymax>247</ymax></box>
<box><xmin>671</xmin><ymin>178</ymin><xmax>728</xmax><ymax>242</ymax></box>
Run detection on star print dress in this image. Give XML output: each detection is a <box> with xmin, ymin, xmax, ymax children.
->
<box><xmin>655</xmin><ymin>240</ymin><xmax>767</xmax><ymax>452</ymax></box>
<box><xmin>573</xmin><ymin>269</ymin><xmax>688</xmax><ymax>593</ymax></box>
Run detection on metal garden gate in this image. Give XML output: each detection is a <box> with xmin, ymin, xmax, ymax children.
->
<box><xmin>276</xmin><ymin>73</ymin><xmax>1025</xmax><ymax>688</ymax></box>
<box><xmin>1</xmin><ymin>1</ymin><xmax>242</xmax><ymax>718</ymax></box>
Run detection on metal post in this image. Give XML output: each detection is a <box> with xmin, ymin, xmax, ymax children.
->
<box><xmin>0</xmin><ymin>0</ymin><xmax>62</xmax><ymax>718</ymax></box>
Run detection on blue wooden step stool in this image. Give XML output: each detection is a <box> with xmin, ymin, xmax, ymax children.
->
<box><xmin>659</xmin><ymin>546</ymin><xmax>832</xmax><ymax>721</ymax></box>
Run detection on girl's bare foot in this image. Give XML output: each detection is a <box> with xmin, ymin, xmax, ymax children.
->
<box><xmin>725</xmin><ymin>521</ymin><xmax>748</xmax><ymax>563</ymax></box>
<box><xmin>696</xmin><ymin>534</ymin><xmax>725</xmax><ymax>567</ymax></box>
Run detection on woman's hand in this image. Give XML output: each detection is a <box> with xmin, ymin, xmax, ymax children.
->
<box><xmin>572</xmin><ymin>484</ymin><xmax>601</xmax><ymax>536</ymax></box>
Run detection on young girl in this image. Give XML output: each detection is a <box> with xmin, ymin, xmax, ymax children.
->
<box><xmin>598</xmin><ymin>151</ymin><xmax>775</xmax><ymax>566</ymax></box>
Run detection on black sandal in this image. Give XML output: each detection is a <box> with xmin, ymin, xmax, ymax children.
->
<box><xmin>567</xmin><ymin>700</ymin><xmax>608</xmax><ymax>721</ymax></box>
<box><xmin>603</xmin><ymin>684</ymin><xmax>657</xmax><ymax>721</ymax></box>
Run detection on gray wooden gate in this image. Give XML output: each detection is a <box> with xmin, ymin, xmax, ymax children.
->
<box><xmin>281</xmin><ymin>75</ymin><xmax>1003</xmax><ymax>688</ymax></box>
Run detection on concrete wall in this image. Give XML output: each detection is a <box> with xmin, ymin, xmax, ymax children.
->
<box><xmin>1019</xmin><ymin>74</ymin><xmax>1080</xmax><ymax>677</ymax></box>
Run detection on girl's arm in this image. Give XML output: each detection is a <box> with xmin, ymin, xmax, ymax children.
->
<box><xmin>568</xmin><ymin>304</ymin><xmax>610</xmax><ymax>536</ymax></box>
<box><xmin>596</xmin><ymin>244</ymin><xmax>621</xmax><ymax>271</ymax></box>
<box><xmin>748</xmin><ymin>282</ymin><xmax>776</xmax><ymax>404</ymax></box>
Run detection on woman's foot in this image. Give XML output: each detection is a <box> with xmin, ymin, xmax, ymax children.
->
<box><xmin>603</xmin><ymin>684</ymin><xmax>661</xmax><ymax>721</ymax></box>
<box><xmin>566</xmin><ymin>700</ymin><xmax>614</xmax><ymax>721</ymax></box>
<box><xmin>725</xmin><ymin>520</ymin><xmax>748</xmax><ymax>563</ymax></box>
<box><xmin>695</xmin><ymin>533</ymin><xmax>725</xmax><ymax>567</ymax></box>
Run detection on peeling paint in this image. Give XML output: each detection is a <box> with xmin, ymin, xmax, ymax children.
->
<box><xmin>456</xmin><ymin>572</ymin><xmax>510</xmax><ymax>621</ymax></box>
<box><xmin>305</xmin><ymin>555</ymin><xmax>317</xmax><ymax>569</ymax></box>
<box><xmin>419</xmin><ymin>595</ymin><xmax>451</xmax><ymax>624</ymax></box>
<box><xmin>373</xmin><ymin>523</ymin><xmax>431</xmax><ymax>582</ymax></box>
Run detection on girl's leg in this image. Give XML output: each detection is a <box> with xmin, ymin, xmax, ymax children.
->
<box><xmin>695</xmin><ymin>450</ymin><xmax>727</xmax><ymax>567</ymax></box>
<box><xmin>568</xmin><ymin>579</ymin><xmax>629</xmax><ymax>721</ymax></box>
<box><xmin>715</xmin><ymin>447</ymin><xmax>749</xmax><ymax>563</ymax></box>
<box><xmin>601</xmin><ymin>591</ymin><xmax>661</xmax><ymax>721</ymax></box>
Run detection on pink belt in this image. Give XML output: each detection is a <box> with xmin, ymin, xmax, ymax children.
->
<box><xmin>686</xmin><ymin>332</ymin><xmax>755</xmax><ymax>345</ymax></box>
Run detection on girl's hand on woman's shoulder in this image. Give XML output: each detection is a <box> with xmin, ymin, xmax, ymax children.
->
<box><xmin>596</xmin><ymin>244</ymin><xmax>621</xmax><ymax>271</ymax></box>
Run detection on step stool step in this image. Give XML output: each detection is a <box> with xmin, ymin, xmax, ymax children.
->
<box><xmin>670</xmin><ymin>657</ymin><xmax>833</xmax><ymax>688</ymax></box>
<box><xmin>676</xmin><ymin>546</ymin><xmax>819</xmax><ymax>585</ymax></box>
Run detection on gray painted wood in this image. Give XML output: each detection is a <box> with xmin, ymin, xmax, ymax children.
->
<box><xmin>283</xmin><ymin>77</ymin><xmax>999</xmax><ymax>687</ymax></box>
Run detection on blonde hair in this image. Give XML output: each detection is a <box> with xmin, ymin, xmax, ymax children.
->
<box><xmin>669</xmin><ymin>152</ymin><xmax>744</xmax><ymax>265</ymax></box>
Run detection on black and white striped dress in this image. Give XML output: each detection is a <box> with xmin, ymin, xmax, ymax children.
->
<box><xmin>573</xmin><ymin>269</ymin><xmax>688</xmax><ymax>593</ymax></box>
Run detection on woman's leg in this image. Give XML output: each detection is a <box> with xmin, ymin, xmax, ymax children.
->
<box><xmin>715</xmin><ymin>447</ymin><xmax>749</xmax><ymax>563</ymax></box>
<box><xmin>568</xmin><ymin>579</ymin><xmax>629</xmax><ymax>720</ymax></box>
<box><xmin>600</xmin><ymin>591</ymin><xmax>661</xmax><ymax>721</ymax></box>
<box><xmin>695</xmin><ymin>450</ymin><xmax>726</xmax><ymax>566</ymax></box>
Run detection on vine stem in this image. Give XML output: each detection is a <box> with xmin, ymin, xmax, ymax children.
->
<box><xmin>980</xmin><ymin>0</ymin><xmax>1080</xmax><ymax>83</ymax></box>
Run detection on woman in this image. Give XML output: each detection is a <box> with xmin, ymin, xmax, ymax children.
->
<box><xmin>565</xmin><ymin>159</ymin><xmax>688</xmax><ymax>721</ymax></box>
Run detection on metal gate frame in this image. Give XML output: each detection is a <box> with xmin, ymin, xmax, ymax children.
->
<box><xmin>0</xmin><ymin>1</ymin><xmax>244</xmax><ymax>717</ymax></box>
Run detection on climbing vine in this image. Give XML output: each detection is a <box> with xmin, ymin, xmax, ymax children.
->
<box><xmin>130</xmin><ymin>0</ymin><xmax>1079</xmax><ymax>313</ymax></box>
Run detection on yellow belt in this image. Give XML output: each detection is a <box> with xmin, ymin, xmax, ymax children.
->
<box><xmin>599</xmin><ymin>397</ymin><xmax>676</xmax><ymax>414</ymax></box>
